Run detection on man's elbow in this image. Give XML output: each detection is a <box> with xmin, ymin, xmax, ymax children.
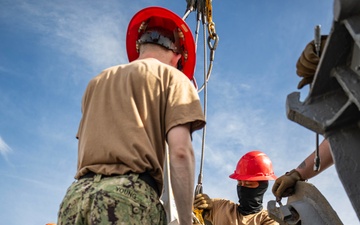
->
<box><xmin>172</xmin><ymin>146</ymin><xmax>194</xmax><ymax>161</ymax></box>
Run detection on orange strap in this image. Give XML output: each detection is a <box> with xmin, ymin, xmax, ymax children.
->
<box><xmin>193</xmin><ymin>208</ymin><xmax>205</xmax><ymax>224</ymax></box>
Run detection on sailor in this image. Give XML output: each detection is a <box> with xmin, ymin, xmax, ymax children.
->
<box><xmin>194</xmin><ymin>151</ymin><xmax>279</xmax><ymax>225</ymax></box>
<box><xmin>57</xmin><ymin>6</ymin><xmax>205</xmax><ymax>225</ymax></box>
<box><xmin>272</xmin><ymin>36</ymin><xmax>334</xmax><ymax>199</ymax></box>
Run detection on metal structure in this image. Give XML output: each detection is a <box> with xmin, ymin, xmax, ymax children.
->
<box><xmin>268</xmin><ymin>182</ymin><xmax>343</xmax><ymax>225</ymax></box>
<box><xmin>272</xmin><ymin>0</ymin><xmax>360</xmax><ymax>223</ymax></box>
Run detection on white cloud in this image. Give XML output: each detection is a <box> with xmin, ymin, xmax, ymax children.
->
<box><xmin>4</xmin><ymin>1</ymin><xmax>129</xmax><ymax>73</ymax></box>
<box><xmin>0</xmin><ymin>136</ymin><xmax>12</xmax><ymax>157</ymax></box>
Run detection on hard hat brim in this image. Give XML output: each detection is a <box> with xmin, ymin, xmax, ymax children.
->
<box><xmin>229</xmin><ymin>173</ymin><xmax>277</xmax><ymax>181</ymax></box>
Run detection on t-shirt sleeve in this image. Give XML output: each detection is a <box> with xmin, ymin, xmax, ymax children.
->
<box><xmin>165</xmin><ymin>73</ymin><xmax>206</xmax><ymax>134</ymax></box>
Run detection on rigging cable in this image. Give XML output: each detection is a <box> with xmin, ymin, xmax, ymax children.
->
<box><xmin>313</xmin><ymin>24</ymin><xmax>321</xmax><ymax>172</ymax></box>
<box><xmin>183</xmin><ymin>1</ymin><xmax>219</xmax><ymax>224</ymax></box>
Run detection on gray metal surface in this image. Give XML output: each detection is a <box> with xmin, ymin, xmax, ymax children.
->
<box><xmin>286</xmin><ymin>0</ymin><xmax>360</xmax><ymax>220</ymax></box>
<box><xmin>268</xmin><ymin>182</ymin><xmax>343</xmax><ymax>225</ymax></box>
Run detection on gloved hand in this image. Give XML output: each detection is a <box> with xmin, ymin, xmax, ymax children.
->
<box><xmin>296</xmin><ymin>35</ymin><xmax>328</xmax><ymax>89</ymax></box>
<box><xmin>194</xmin><ymin>193</ymin><xmax>213</xmax><ymax>210</ymax></box>
<box><xmin>272</xmin><ymin>169</ymin><xmax>305</xmax><ymax>198</ymax></box>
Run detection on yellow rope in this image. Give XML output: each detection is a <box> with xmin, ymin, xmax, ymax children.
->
<box><xmin>206</xmin><ymin>0</ymin><xmax>216</xmax><ymax>39</ymax></box>
<box><xmin>193</xmin><ymin>208</ymin><xmax>205</xmax><ymax>224</ymax></box>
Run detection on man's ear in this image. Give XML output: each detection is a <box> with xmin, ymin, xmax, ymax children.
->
<box><xmin>171</xmin><ymin>53</ymin><xmax>182</xmax><ymax>67</ymax></box>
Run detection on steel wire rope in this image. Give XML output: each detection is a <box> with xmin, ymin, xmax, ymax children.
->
<box><xmin>183</xmin><ymin>0</ymin><xmax>220</xmax><ymax>195</ymax></box>
<box><xmin>183</xmin><ymin>1</ymin><xmax>219</xmax><ymax>224</ymax></box>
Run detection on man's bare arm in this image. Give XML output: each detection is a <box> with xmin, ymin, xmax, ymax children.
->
<box><xmin>167</xmin><ymin>123</ymin><xmax>195</xmax><ymax>225</ymax></box>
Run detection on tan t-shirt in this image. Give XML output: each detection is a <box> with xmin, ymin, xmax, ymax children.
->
<box><xmin>75</xmin><ymin>58</ymin><xmax>206</xmax><ymax>193</ymax></box>
<box><xmin>204</xmin><ymin>199</ymin><xmax>278</xmax><ymax>225</ymax></box>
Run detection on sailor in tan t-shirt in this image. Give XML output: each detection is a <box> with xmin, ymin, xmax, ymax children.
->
<box><xmin>194</xmin><ymin>151</ymin><xmax>278</xmax><ymax>225</ymax></box>
<box><xmin>58</xmin><ymin>6</ymin><xmax>205</xmax><ymax>225</ymax></box>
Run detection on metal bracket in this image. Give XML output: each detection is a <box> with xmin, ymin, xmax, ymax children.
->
<box><xmin>286</xmin><ymin>0</ymin><xmax>360</xmax><ymax>219</ymax></box>
<box><xmin>267</xmin><ymin>182</ymin><xmax>343</xmax><ymax>225</ymax></box>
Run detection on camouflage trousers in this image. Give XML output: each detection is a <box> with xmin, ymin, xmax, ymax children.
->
<box><xmin>57</xmin><ymin>173</ymin><xmax>167</xmax><ymax>225</ymax></box>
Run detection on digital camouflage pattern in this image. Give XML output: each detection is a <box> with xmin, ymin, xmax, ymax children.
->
<box><xmin>58</xmin><ymin>173</ymin><xmax>167</xmax><ymax>225</ymax></box>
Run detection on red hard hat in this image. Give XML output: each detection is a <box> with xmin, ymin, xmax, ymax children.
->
<box><xmin>229</xmin><ymin>150</ymin><xmax>277</xmax><ymax>181</ymax></box>
<box><xmin>126</xmin><ymin>6</ymin><xmax>196</xmax><ymax>80</ymax></box>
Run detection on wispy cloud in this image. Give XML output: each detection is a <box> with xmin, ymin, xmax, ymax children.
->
<box><xmin>4</xmin><ymin>1</ymin><xmax>129</xmax><ymax>74</ymax></box>
<box><xmin>0</xmin><ymin>136</ymin><xmax>12</xmax><ymax>158</ymax></box>
<box><xmin>3</xmin><ymin>173</ymin><xmax>65</xmax><ymax>192</ymax></box>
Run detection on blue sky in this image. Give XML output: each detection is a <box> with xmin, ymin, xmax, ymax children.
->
<box><xmin>0</xmin><ymin>0</ymin><xmax>358</xmax><ymax>224</ymax></box>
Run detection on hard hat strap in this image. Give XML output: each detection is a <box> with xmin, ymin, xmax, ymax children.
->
<box><xmin>137</xmin><ymin>31</ymin><xmax>179</xmax><ymax>54</ymax></box>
